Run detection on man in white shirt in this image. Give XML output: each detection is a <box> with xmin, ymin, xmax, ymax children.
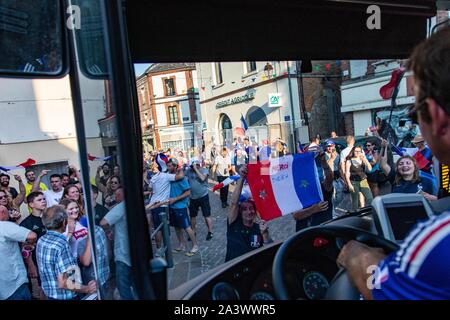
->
<box><xmin>32</xmin><ymin>171</ymin><xmax>64</xmax><ymax>207</ymax></box>
<box><xmin>0</xmin><ymin>205</ymin><xmax>37</xmax><ymax>300</ymax></box>
<box><xmin>212</xmin><ymin>147</ymin><xmax>232</xmax><ymax>208</ymax></box>
<box><xmin>145</xmin><ymin>153</ymin><xmax>185</xmax><ymax>251</ymax></box>
<box><xmin>339</xmin><ymin>135</ymin><xmax>355</xmax><ymax>183</ymax></box>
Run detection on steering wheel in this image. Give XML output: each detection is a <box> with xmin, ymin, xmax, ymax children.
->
<box><xmin>272</xmin><ymin>225</ymin><xmax>399</xmax><ymax>300</ymax></box>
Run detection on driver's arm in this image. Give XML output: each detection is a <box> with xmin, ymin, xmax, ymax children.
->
<box><xmin>337</xmin><ymin>240</ymin><xmax>386</xmax><ymax>300</ymax></box>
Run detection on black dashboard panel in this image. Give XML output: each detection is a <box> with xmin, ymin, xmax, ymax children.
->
<box><xmin>169</xmin><ymin>213</ymin><xmax>377</xmax><ymax>300</ymax></box>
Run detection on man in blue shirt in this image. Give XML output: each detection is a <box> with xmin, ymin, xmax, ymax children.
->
<box><xmin>167</xmin><ymin>159</ymin><xmax>199</xmax><ymax>256</ymax></box>
<box><xmin>37</xmin><ymin>205</ymin><xmax>96</xmax><ymax>300</ymax></box>
<box><xmin>336</xmin><ymin>26</ymin><xmax>450</xmax><ymax>300</ymax></box>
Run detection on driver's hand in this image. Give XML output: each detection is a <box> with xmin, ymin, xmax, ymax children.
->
<box><xmin>336</xmin><ymin>240</ymin><xmax>385</xmax><ymax>270</ymax></box>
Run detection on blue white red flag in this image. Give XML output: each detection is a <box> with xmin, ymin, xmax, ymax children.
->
<box><xmin>240</xmin><ymin>114</ymin><xmax>248</xmax><ymax>131</ymax></box>
<box><xmin>88</xmin><ymin>154</ymin><xmax>112</xmax><ymax>162</ymax></box>
<box><xmin>246</xmin><ymin>152</ymin><xmax>323</xmax><ymax>221</ymax></box>
<box><xmin>212</xmin><ymin>175</ymin><xmax>240</xmax><ymax>192</ymax></box>
<box><xmin>0</xmin><ymin>158</ymin><xmax>36</xmax><ymax>172</ymax></box>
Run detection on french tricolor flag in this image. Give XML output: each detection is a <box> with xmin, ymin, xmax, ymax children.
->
<box><xmin>247</xmin><ymin>152</ymin><xmax>323</xmax><ymax>221</ymax></box>
<box><xmin>235</xmin><ymin>114</ymin><xmax>249</xmax><ymax>136</ymax></box>
<box><xmin>0</xmin><ymin>158</ymin><xmax>36</xmax><ymax>172</ymax></box>
<box><xmin>88</xmin><ymin>154</ymin><xmax>112</xmax><ymax>161</ymax></box>
<box><xmin>212</xmin><ymin>175</ymin><xmax>240</xmax><ymax>192</ymax></box>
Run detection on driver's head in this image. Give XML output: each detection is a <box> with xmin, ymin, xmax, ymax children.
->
<box><xmin>407</xmin><ymin>26</ymin><xmax>450</xmax><ymax>165</ymax></box>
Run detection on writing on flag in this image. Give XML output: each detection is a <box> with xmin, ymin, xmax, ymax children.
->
<box><xmin>246</xmin><ymin>153</ymin><xmax>323</xmax><ymax>221</ymax></box>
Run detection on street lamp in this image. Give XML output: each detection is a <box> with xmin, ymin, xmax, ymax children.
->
<box><xmin>264</xmin><ymin>62</ymin><xmax>274</xmax><ymax>79</ymax></box>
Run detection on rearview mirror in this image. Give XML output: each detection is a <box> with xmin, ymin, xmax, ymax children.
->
<box><xmin>0</xmin><ymin>0</ymin><xmax>66</xmax><ymax>77</ymax></box>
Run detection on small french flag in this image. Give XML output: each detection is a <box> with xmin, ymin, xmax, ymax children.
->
<box><xmin>240</xmin><ymin>114</ymin><xmax>248</xmax><ymax>131</ymax></box>
<box><xmin>88</xmin><ymin>154</ymin><xmax>112</xmax><ymax>161</ymax></box>
<box><xmin>212</xmin><ymin>175</ymin><xmax>241</xmax><ymax>192</ymax></box>
<box><xmin>0</xmin><ymin>158</ymin><xmax>36</xmax><ymax>172</ymax></box>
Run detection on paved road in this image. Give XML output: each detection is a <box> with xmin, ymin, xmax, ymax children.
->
<box><xmin>165</xmin><ymin>179</ymin><xmax>392</xmax><ymax>289</ymax></box>
<box><xmin>166</xmin><ymin>180</ymin><xmax>296</xmax><ymax>290</ymax></box>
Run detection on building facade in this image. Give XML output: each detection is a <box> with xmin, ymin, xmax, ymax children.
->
<box><xmin>196</xmin><ymin>61</ymin><xmax>308</xmax><ymax>158</ymax></box>
<box><xmin>139</xmin><ymin>63</ymin><xmax>201</xmax><ymax>152</ymax></box>
<box><xmin>340</xmin><ymin>11</ymin><xmax>450</xmax><ymax>144</ymax></box>
<box><xmin>341</xmin><ymin>59</ymin><xmax>416</xmax><ymax>143</ymax></box>
<box><xmin>0</xmin><ymin>75</ymin><xmax>106</xmax><ymax>211</ymax></box>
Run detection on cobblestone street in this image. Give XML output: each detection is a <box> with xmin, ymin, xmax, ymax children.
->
<box><xmin>167</xmin><ymin>180</ymin><xmax>296</xmax><ymax>290</ymax></box>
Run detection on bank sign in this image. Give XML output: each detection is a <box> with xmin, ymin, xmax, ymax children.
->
<box><xmin>216</xmin><ymin>92</ymin><xmax>255</xmax><ymax>108</ymax></box>
<box><xmin>268</xmin><ymin>93</ymin><xmax>282</xmax><ymax>107</ymax></box>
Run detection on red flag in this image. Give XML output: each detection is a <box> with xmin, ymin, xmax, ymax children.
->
<box><xmin>88</xmin><ymin>154</ymin><xmax>96</xmax><ymax>161</ymax></box>
<box><xmin>247</xmin><ymin>162</ymin><xmax>282</xmax><ymax>221</ymax></box>
<box><xmin>413</xmin><ymin>151</ymin><xmax>430</xmax><ymax>170</ymax></box>
<box><xmin>379</xmin><ymin>68</ymin><xmax>405</xmax><ymax>100</ymax></box>
<box><xmin>18</xmin><ymin>158</ymin><xmax>36</xmax><ymax>168</ymax></box>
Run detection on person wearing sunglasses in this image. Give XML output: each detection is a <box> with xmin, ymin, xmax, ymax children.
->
<box><xmin>337</xmin><ymin>26</ymin><xmax>450</xmax><ymax>300</ymax></box>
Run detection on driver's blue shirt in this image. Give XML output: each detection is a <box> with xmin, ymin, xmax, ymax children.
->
<box><xmin>372</xmin><ymin>212</ymin><xmax>450</xmax><ymax>300</ymax></box>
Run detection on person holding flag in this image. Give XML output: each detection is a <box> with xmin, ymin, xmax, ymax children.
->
<box><xmin>379</xmin><ymin>139</ymin><xmax>437</xmax><ymax>200</ymax></box>
<box><xmin>411</xmin><ymin>134</ymin><xmax>434</xmax><ymax>174</ymax></box>
<box><xmin>225</xmin><ymin>164</ymin><xmax>272</xmax><ymax>262</ymax></box>
<box><xmin>293</xmin><ymin>151</ymin><xmax>335</xmax><ymax>231</ymax></box>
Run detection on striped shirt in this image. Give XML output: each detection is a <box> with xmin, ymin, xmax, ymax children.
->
<box><xmin>373</xmin><ymin>212</ymin><xmax>450</xmax><ymax>299</ymax></box>
<box><xmin>36</xmin><ymin>231</ymin><xmax>79</xmax><ymax>300</ymax></box>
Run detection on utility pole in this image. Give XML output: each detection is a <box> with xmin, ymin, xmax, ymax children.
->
<box><xmin>286</xmin><ymin>61</ymin><xmax>297</xmax><ymax>152</ymax></box>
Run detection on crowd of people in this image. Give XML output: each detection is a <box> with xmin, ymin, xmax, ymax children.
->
<box><xmin>0</xmin><ymin>164</ymin><xmax>119</xmax><ymax>300</ymax></box>
<box><xmin>0</xmin><ymin>126</ymin><xmax>441</xmax><ymax>300</ymax></box>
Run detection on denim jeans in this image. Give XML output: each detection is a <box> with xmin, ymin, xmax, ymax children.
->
<box><xmin>7</xmin><ymin>283</ymin><xmax>31</xmax><ymax>300</ymax></box>
<box><xmin>115</xmin><ymin>261</ymin><xmax>134</xmax><ymax>300</ymax></box>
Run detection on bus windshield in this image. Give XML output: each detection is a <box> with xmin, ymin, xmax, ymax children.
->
<box><xmin>0</xmin><ymin>0</ymin><xmax>448</xmax><ymax>301</ymax></box>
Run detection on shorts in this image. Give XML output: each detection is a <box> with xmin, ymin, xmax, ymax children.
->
<box><xmin>150</xmin><ymin>206</ymin><xmax>168</xmax><ymax>228</ymax></box>
<box><xmin>189</xmin><ymin>195</ymin><xmax>211</xmax><ymax>218</ymax></box>
<box><xmin>169</xmin><ymin>208</ymin><xmax>191</xmax><ymax>229</ymax></box>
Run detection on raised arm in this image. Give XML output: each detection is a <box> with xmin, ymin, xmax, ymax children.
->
<box><xmin>13</xmin><ymin>175</ymin><xmax>26</xmax><ymax>207</ymax></box>
<box><xmin>31</xmin><ymin>170</ymin><xmax>49</xmax><ymax>193</ymax></box>
<box><xmin>228</xmin><ymin>164</ymin><xmax>247</xmax><ymax>225</ymax></box>
<box><xmin>360</xmin><ymin>153</ymin><xmax>373</xmax><ymax>172</ymax></box>
<box><xmin>69</xmin><ymin>164</ymin><xmax>82</xmax><ymax>182</ymax></box>
<box><xmin>95</xmin><ymin>166</ymin><xmax>107</xmax><ymax>194</ymax></box>
<box><xmin>193</xmin><ymin>166</ymin><xmax>208</xmax><ymax>182</ymax></box>
<box><xmin>379</xmin><ymin>139</ymin><xmax>391</xmax><ymax>176</ymax></box>
<box><xmin>320</xmin><ymin>153</ymin><xmax>334</xmax><ymax>192</ymax></box>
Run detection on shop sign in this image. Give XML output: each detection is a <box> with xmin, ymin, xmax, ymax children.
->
<box><xmin>216</xmin><ymin>92</ymin><xmax>255</xmax><ymax>108</ymax></box>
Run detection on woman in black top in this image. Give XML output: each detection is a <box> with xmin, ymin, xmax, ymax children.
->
<box><xmin>226</xmin><ymin>165</ymin><xmax>271</xmax><ymax>262</ymax></box>
<box><xmin>345</xmin><ymin>146</ymin><xmax>373</xmax><ymax>210</ymax></box>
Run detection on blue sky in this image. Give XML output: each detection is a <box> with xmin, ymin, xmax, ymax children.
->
<box><xmin>134</xmin><ymin>63</ymin><xmax>151</xmax><ymax>77</ymax></box>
